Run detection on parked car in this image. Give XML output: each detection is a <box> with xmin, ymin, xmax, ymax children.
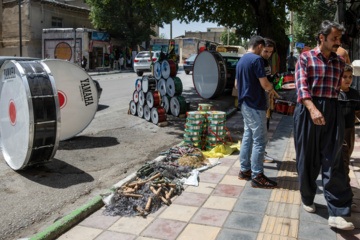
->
<box><xmin>133</xmin><ymin>51</ymin><xmax>161</xmax><ymax>76</ymax></box>
<box><xmin>183</xmin><ymin>54</ymin><xmax>197</xmax><ymax>74</ymax></box>
<box><xmin>0</xmin><ymin>57</ymin><xmax>102</xmax><ymax>101</ymax></box>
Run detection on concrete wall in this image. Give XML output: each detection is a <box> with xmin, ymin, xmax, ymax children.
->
<box><xmin>185</xmin><ymin>31</ymin><xmax>222</xmax><ymax>44</ymax></box>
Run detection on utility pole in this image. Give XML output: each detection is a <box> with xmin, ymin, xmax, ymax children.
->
<box><xmin>170</xmin><ymin>21</ymin><xmax>172</xmax><ymax>39</ymax></box>
<box><xmin>290</xmin><ymin>11</ymin><xmax>294</xmax><ymax>52</ymax></box>
<box><xmin>18</xmin><ymin>0</ymin><xmax>22</xmax><ymax>56</ymax></box>
<box><xmin>227</xmin><ymin>27</ymin><xmax>229</xmax><ymax>45</ymax></box>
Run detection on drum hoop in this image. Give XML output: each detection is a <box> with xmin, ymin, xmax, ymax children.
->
<box><xmin>192</xmin><ymin>51</ymin><xmax>227</xmax><ymax>99</ymax></box>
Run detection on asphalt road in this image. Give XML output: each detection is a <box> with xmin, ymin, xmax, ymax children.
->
<box><xmin>0</xmin><ymin>69</ymin><xmax>236</xmax><ymax>240</ymax></box>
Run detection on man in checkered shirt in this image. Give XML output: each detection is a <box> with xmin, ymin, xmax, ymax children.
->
<box><xmin>294</xmin><ymin>20</ymin><xmax>354</xmax><ymax>230</ymax></box>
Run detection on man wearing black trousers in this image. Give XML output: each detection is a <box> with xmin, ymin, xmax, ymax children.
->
<box><xmin>294</xmin><ymin>20</ymin><xmax>354</xmax><ymax>230</ymax></box>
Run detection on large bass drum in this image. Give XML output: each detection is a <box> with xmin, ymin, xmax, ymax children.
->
<box><xmin>192</xmin><ymin>51</ymin><xmax>227</xmax><ymax>99</ymax></box>
<box><xmin>0</xmin><ymin>60</ymin><xmax>61</xmax><ymax>170</ymax></box>
<box><xmin>42</xmin><ymin>60</ymin><xmax>98</xmax><ymax>140</ymax></box>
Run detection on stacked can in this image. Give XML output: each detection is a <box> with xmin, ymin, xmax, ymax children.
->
<box><xmin>197</xmin><ymin>103</ymin><xmax>213</xmax><ymax>112</ymax></box>
<box><xmin>183</xmin><ymin>111</ymin><xmax>207</xmax><ymax>148</ymax></box>
<box><xmin>206</xmin><ymin>111</ymin><xmax>227</xmax><ymax>150</ymax></box>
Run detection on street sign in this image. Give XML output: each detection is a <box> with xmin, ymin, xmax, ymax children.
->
<box><xmin>296</xmin><ymin>43</ymin><xmax>305</xmax><ymax>48</ymax></box>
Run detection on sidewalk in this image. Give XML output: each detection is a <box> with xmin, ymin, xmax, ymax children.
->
<box><xmin>50</xmin><ymin>112</ymin><xmax>360</xmax><ymax>239</ymax></box>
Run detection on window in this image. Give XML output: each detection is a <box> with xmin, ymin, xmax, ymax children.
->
<box><xmin>52</xmin><ymin>17</ymin><xmax>62</xmax><ymax>28</ymax></box>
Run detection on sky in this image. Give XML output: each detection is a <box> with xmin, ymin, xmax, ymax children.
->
<box><xmin>159</xmin><ymin>20</ymin><xmax>220</xmax><ymax>39</ymax></box>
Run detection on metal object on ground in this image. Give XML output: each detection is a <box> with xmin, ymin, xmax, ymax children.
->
<box><xmin>42</xmin><ymin>59</ymin><xmax>98</xmax><ymax>140</ymax></box>
<box><xmin>193</xmin><ymin>51</ymin><xmax>227</xmax><ymax>99</ymax></box>
<box><xmin>151</xmin><ymin>106</ymin><xmax>166</xmax><ymax>124</ymax></box>
<box><xmin>166</xmin><ymin>77</ymin><xmax>183</xmax><ymax>97</ymax></box>
<box><xmin>130</xmin><ymin>100</ymin><xmax>137</xmax><ymax>116</ymax></box>
<box><xmin>0</xmin><ymin>60</ymin><xmax>60</xmax><ymax>170</ymax></box>
<box><xmin>170</xmin><ymin>96</ymin><xmax>186</xmax><ymax>117</ymax></box>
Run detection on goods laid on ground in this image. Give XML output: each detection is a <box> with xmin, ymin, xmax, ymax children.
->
<box><xmin>128</xmin><ymin>57</ymin><xmax>188</xmax><ymax>124</ymax></box>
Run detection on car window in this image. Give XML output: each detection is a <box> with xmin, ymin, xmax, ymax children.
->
<box><xmin>136</xmin><ymin>53</ymin><xmax>150</xmax><ymax>58</ymax></box>
<box><xmin>187</xmin><ymin>55</ymin><xmax>197</xmax><ymax>61</ymax></box>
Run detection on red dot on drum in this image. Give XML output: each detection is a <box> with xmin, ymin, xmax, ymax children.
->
<box><xmin>9</xmin><ymin>101</ymin><xmax>16</xmax><ymax>125</ymax></box>
<box><xmin>58</xmin><ymin>90</ymin><xmax>67</xmax><ymax>109</ymax></box>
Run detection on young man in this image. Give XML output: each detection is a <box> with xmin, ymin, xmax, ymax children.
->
<box><xmin>235</xmin><ymin>35</ymin><xmax>277</xmax><ymax>189</ymax></box>
<box><xmin>286</xmin><ymin>52</ymin><xmax>297</xmax><ymax>72</ymax></box>
<box><xmin>338</xmin><ymin>64</ymin><xmax>359</xmax><ymax>210</ymax></box>
<box><xmin>294</xmin><ymin>20</ymin><xmax>354</xmax><ymax>230</ymax></box>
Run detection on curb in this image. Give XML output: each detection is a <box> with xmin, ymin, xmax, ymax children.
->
<box><xmin>28</xmin><ymin>156</ymin><xmax>166</xmax><ymax>240</ymax></box>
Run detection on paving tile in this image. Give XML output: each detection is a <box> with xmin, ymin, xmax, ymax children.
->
<box><xmin>172</xmin><ymin>192</ymin><xmax>208</xmax><ymax>207</ymax></box>
<box><xmin>148</xmin><ymin>205</ymin><xmax>167</xmax><ymax>218</ymax></box>
<box><xmin>224</xmin><ymin>212</ymin><xmax>263</xmax><ymax>232</ymax></box>
<box><xmin>136</xmin><ymin>237</ymin><xmax>161</xmax><ymax>240</ymax></box>
<box><xmin>57</xmin><ymin>226</ymin><xmax>103</xmax><ymax>240</ymax></box>
<box><xmin>199</xmin><ymin>172</ymin><xmax>224</xmax><ymax>184</ymax></box>
<box><xmin>233</xmin><ymin>160</ymin><xmax>240</xmax><ymax>168</ymax></box>
<box><xmin>233</xmin><ymin>199</ymin><xmax>268</xmax><ymax>215</ymax></box>
<box><xmin>95</xmin><ymin>231</ymin><xmax>136</xmax><ymax>240</ymax></box>
<box><xmin>159</xmin><ymin>204</ymin><xmax>198</xmax><ymax>221</ymax></box>
<box><xmin>203</xmin><ymin>196</ymin><xmax>237</xmax><ymax>211</ymax></box>
<box><xmin>185</xmin><ymin>182</ymin><xmax>216</xmax><ymax>195</ymax></box>
<box><xmin>226</xmin><ymin>166</ymin><xmax>240</xmax><ymax>176</ymax></box>
<box><xmin>213</xmin><ymin>184</ymin><xmax>243</xmax><ymax>197</ymax></box>
<box><xmin>141</xmin><ymin>218</ymin><xmax>186</xmax><ymax>240</ymax></box>
<box><xmin>220</xmin><ymin>175</ymin><xmax>247</xmax><ymax>186</ymax></box>
<box><xmin>217</xmin><ymin>228</ymin><xmax>257</xmax><ymax>240</ymax></box>
<box><xmin>79</xmin><ymin>209</ymin><xmax>120</xmax><ymax>229</ymax></box>
<box><xmin>206</xmin><ymin>165</ymin><xmax>231</xmax><ymax>174</ymax></box>
<box><xmin>299</xmin><ymin>205</ymin><xmax>329</xmax><ymax>224</ymax></box>
<box><xmin>298</xmin><ymin>221</ymin><xmax>336</xmax><ymax>239</ymax></box>
<box><xmin>259</xmin><ymin>215</ymin><xmax>298</xmax><ymax>238</ymax></box>
<box><xmin>219</xmin><ymin>157</ymin><xmax>237</xmax><ymax>166</ymax></box>
<box><xmin>239</xmin><ymin>186</ymin><xmax>273</xmax><ymax>201</ymax></box>
<box><xmin>257</xmin><ymin>233</ymin><xmax>296</xmax><ymax>240</ymax></box>
<box><xmin>266</xmin><ymin>202</ymin><xmax>300</xmax><ymax>219</ymax></box>
<box><xmin>108</xmin><ymin>216</ymin><xmax>154</xmax><ymax>235</ymax></box>
<box><xmin>269</xmin><ymin>189</ymin><xmax>301</xmax><ymax>205</ymax></box>
<box><xmin>190</xmin><ymin>208</ymin><xmax>229</xmax><ymax>227</ymax></box>
<box><xmin>336</xmin><ymin>228</ymin><xmax>360</xmax><ymax>240</ymax></box>
<box><xmin>177</xmin><ymin>223</ymin><xmax>220</xmax><ymax>240</ymax></box>
<box><xmin>314</xmin><ymin>193</ymin><xmax>328</xmax><ymax>208</ymax></box>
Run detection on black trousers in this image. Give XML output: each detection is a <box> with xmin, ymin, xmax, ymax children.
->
<box><xmin>293</xmin><ymin>98</ymin><xmax>352</xmax><ymax>216</ymax></box>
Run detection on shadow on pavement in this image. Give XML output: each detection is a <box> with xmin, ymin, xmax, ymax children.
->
<box><xmin>58</xmin><ymin>136</ymin><xmax>119</xmax><ymax>150</ymax></box>
<box><xmin>18</xmin><ymin>158</ymin><xmax>94</xmax><ymax>188</ymax></box>
<box><xmin>97</xmin><ymin>104</ymin><xmax>109</xmax><ymax>111</ymax></box>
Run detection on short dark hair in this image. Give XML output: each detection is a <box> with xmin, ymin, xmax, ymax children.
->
<box><xmin>264</xmin><ymin>38</ymin><xmax>275</xmax><ymax>48</ymax></box>
<box><xmin>248</xmin><ymin>35</ymin><xmax>265</xmax><ymax>49</ymax></box>
<box><xmin>344</xmin><ymin>63</ymin><xmax>353</xmax><ymax>73</ymax></box>
<box><xmin>317</xmin><ymin>20</ymin><xmax>345</xmax><ymax>45</ymax></box>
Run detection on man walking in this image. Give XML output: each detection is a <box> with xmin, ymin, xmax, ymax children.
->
<box><xmin>294</xmin><ymin>20</ymin><xmax>354</xmax><ymax>230</ymax></box>
<box><xmin>235</xmin><ymin>35</ymin><xmax>277</xmax><ymax>189</ymax></box>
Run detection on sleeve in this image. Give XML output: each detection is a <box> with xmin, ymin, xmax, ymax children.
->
<box><xmin>355</xmin><ymin>90</ymin><xmax>360</xmax><ymax>110</ymax></box>
<box><xmin>295</xmin><ymin>53</ymin><xmax>312</xmax><ymax>103</ymax></box>
<box><xmin>254</xmin><ymin>57</ymin><xmax>266</xmax><ymax>79</ymax></box>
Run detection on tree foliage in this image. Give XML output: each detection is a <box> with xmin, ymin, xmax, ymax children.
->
<box><xmin>220</xmin><ymin>31</ymin><xmax>240</xmax><ymax>45</ymax></box>
<box><xmin>150</xmin><ymin>0</ymin><xmax>313</xmax><ymax>72</ymax></box>
<box><xmin>86</xmin><ymin>0</ymin><xmax>173</xmax><ymax>48</ymax></box>
<box><xmin>293</xmin><ymin>0</ymin><xmax>337</xmax><ymax>49</ymax></box>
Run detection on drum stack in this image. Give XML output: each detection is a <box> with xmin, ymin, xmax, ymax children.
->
<box><xmin>183</xmin><ymin>104</ymin><xmax>229</xmax><ymax>150</ymax></box>
<box><xmin>130</xmin><ymin>74</ymin><xmax>166</xmax><ymax>125</ymax></box>
<box><xmin>130</xmin><ymin>59</ymin><xmax>188</xmax><ymax>124</ymax></box>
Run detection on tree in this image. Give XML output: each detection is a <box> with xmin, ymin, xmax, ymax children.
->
<box><xmin>86</xmin><ymin>0</ymin><xmax>173</xmax><ymax>48</ymax></box>
<box><xmin>149</xmin><ymin>0</ymin><xmax>312</xmax><ymax>72</ymax></box>
<box><xmin>293</xmin><ymin>0</ymin><xmax>336</xmax><ymax>50</ymax></box>
<box><xmin>220</xmin><ymin>31</ymin><xmax>241</xmax><ymax>45</ymax></box>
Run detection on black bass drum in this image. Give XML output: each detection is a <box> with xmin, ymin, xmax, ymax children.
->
<box><xmin>192</xmin><ymin>51</ymin><xmax>227</xmax><ymax>99</ymax></box>
<box><xmin>0</xmin><ymin>60</ymin><xmax>61</xmax><ymax>170</ymax></box>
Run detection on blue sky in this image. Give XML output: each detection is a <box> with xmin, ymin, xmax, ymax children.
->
<box><xmin>159</xmin><ymin>20</ymin><xmax>220</xmax><ymax>39</ymax></box>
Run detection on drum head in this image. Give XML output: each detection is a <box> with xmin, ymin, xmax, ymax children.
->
<box><xmin>133</xmin><ymin>90</ymin><xmax>139</xmax><ymax>103</ymax></box>
<box><xmin>139</xmin><ymin>90</ymin><xmax>145</xmax><ymax>106</ymax></box>
<box><xmin>144</xmin><ymin>105</ymin><xmax>151</xmax><ymax>121</ymax></box>
<box><xmin>151</xmin><ymin>107</ymin><xmax>160</xmax><ymax>124</ymax></box>
<box><xmin>42</xmin><ymin>60</ymin><xmax>98</xmax><ymax>140</ymax></box>
<box><xmin>0</xmin><ymin>60</ymin><xmax>60</xmax><ymax>170</ymax></box>
<box><xmin>135</xmin><ymin>78</ymin><xmax>142</xmax><ymax>92</ymax></box>
<box><xmin>154</xmin><ymin>62</ymin><xmax>162</xmax><ymax>80</ymax></box>
<box><xmin>158</xmin><ymin>78</ymin><xmax>167</xmax><ymax>96</ymax></box>
<box><xmin>193</xmin><ymin>51</ymin><xmax>227</xmax><ymax>99</ymax></box>
<box><xmin>137</xmin><ymin>103</ymin><xmax>144</xmax><ymax>118</ymax></box>
<box><xmin>130</xmin><ymin>100</ymin><xmax>137</xmax><ymax>115</ymax></box>
<box><xmin>282</xmin><ymin>83</ymin><xmax>296</xmax><ymax>90</ymax></box>
<box><xmin>161</xmin><ymin>60</ymin><xmax>176</xmax><ymax>79</ymax></box>
<box><xmin>162</xmin><ymin>95</ymin><xmax>170</xmax><ymax>113</ymax></box>
<box><xmin>170</xmin><ymin>96</ymin><xmax>181</xmax><ymax>116</ymax></box>
<box><xmin>146</xmin><ymin>92</ymin><xmax>154</xmax><ymax>108</ymax></box>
